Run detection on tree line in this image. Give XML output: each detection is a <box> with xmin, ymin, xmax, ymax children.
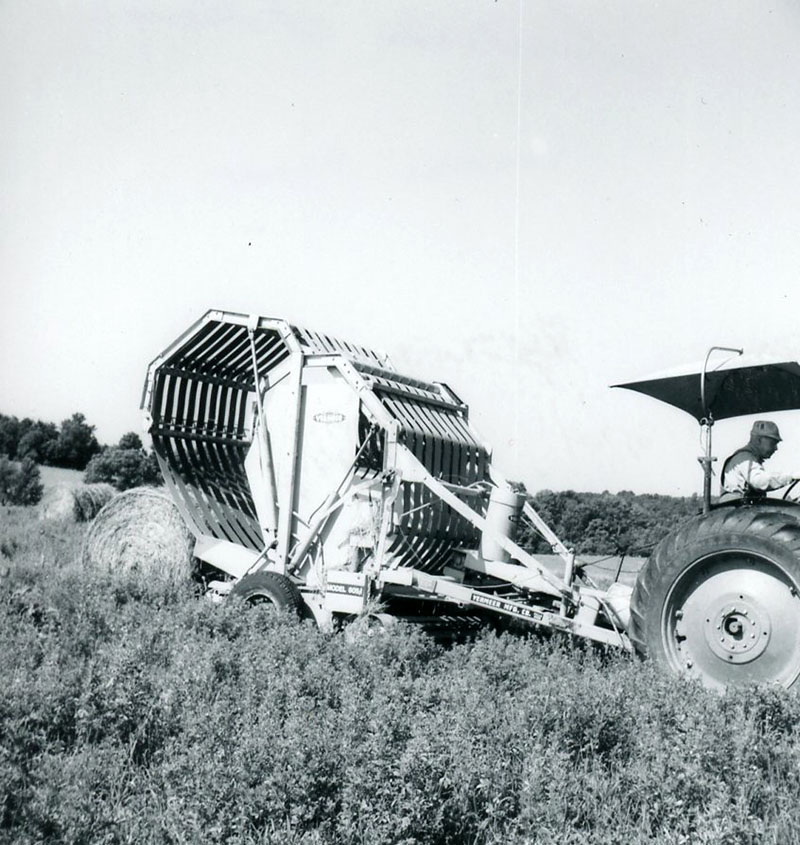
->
<box><xmin>0</xmin><ymin>412</ymin><xmax>162</xmax><ymax>506</ymax></box>
<box><xmin>0</xmin><ymin>413</ymin><xmax>101</xmax><ymax>469</ymax></box>
<box><xmin>1</xmin><ymin>412</ymin><xmax>702</xmax><ymax>553</ymax></box>
<box><xmin>518</xmin><ymin>488</ymin><xmax>702</xmax><ymax>557</ymax></box>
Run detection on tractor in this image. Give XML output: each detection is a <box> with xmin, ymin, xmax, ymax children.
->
<box><xmin>617</xmin><ymin>347</ymin><xmax>800</xmax><ymax>690</ymax></box>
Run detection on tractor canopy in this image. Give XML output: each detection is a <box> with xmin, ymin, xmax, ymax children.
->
<box><xmin>613</xmin><ymin>356</ymin><xmax>800</xmax><ymax>422</ymax></box>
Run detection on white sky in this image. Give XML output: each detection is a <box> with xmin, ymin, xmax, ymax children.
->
<box><xmin>3</xmin><ymin>1</ymin><xmax>800</xmax><ymax>495</ymax></box>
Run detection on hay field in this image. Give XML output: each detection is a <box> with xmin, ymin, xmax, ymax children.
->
<box><xmin>2</xmin><ymin>505</ymin><xmax>800</xmax><ymax>844</ymax></box>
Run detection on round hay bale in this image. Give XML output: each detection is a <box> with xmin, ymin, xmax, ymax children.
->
<box><xmin>81</xmin><ymin>487</ymin><xmax>194</xmax><ymax>583</ymax></box>
<box><xmin>72</xmin><ymin>483</ymin><xmax>116</xmax><ymax>522</ymax></box>
<box><xmin>39</xmin><ymin>483</ymin><xmax>116</xmax><ymax>522</ymax></box>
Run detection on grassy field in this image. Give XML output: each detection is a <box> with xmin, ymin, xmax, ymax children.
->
<box><xmin>3</xmin><ymin>505</ymin><xmax>800</xmax><ymax>844</ymax></box>
<box><xmin>37</xmin><ymin>465</ymin><xmax>84</xmax><ymax>491</ymax></box>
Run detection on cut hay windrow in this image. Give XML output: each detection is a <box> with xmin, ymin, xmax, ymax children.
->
<box><xmin>81</xmin><ymin>487</ymin><xmax>195</xmax><ymax>583</ymax></box>
<box><xmin>39</xmin><ymin>483</ymin><xmax>116</xmax><ymax>522</ymax></box>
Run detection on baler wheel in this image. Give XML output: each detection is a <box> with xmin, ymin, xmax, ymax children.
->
<box><xmin>629</xmin><ymin>507</ymin><xmax>800</xmax><ymax>691</ymax></box>
<box><xmin>231</xmin><ymin>571</ymin><xmax>303</xmax><ymax>616</ymax></box>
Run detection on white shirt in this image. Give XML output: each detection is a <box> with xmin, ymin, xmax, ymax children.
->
<box><xmin>721</xmin><ymin>448</ymin><xmax>794</xmax><ymax>495</ymax></box>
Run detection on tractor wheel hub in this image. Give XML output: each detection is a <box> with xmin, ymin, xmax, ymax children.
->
<box><xmin>703</xmin><ymin>596</ymin><xmax>770</xmax><ymax>664</ymax></box>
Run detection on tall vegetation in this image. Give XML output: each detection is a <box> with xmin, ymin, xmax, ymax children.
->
<box><xmin>3</xmin><ymin>506</ymin><xmax>800</xmax><ymax>844</ymax></box>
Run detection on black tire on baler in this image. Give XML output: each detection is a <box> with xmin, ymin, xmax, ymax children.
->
<box><xmin>629</xmin><ymin>506</ymin><xmax>800</xmax><ymax>691</ymax></box>
<box><xmin>230</xmin><ymin>570</ymin><xmax>303</xmax><ymax>616</ymax></box>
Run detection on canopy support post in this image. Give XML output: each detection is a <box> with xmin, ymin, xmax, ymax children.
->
<box><xmin>698</xmin><ymin>346</ymin><xmax>742</xmax><ymax>514</ymax></box>
<box><xmin>699</xmin><ymin>417</ymin><xmax>715</xmax><ymax>514</ymax></box>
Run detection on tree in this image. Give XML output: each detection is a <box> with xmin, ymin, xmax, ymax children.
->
<box><xmin>0</xmin><ymin>415</ymin><xmax>22</xmax><ymax>458</ymax></box>
<box><xmin>118</xmin><ymin>432</ymin><xmax>143</xmax><ymax>450</ymax></box>
<box><xmin>0</xmin><ymin>457</ymin><xmax>43</xmax><ymax>506</ymax></box>
<box><xmin>49</xmin><ymin>413</ymin><xmax>101</xmax><ymax>469</ymax></box>
<box><xmin>16</xmin><ymin>421</ymin><xmax>59</xmax><ymax>464</ymax></box>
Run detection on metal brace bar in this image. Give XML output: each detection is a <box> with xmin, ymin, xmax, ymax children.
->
<box><xmin>397</xmin><ymin>445</ymin><xmax>569</xmax><ymax>598</ymax></box>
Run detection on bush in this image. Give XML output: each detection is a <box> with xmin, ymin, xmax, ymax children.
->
<box><xmin>84</xmin><ymin>448</ymin><xmax>162</xmax><ymax>491</ymax></box>
<box><xmin>0</xmin><ymin>456</ymin><xmax>43</xmax><ymax>505</ymax></box>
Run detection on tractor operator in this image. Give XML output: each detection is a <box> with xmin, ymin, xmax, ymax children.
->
<box><xmin>720</xmin><ymin>420</ymin><xmax>797</xmax><ymax>501</ymax></box>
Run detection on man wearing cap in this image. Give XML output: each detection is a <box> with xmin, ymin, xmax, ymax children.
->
<box><xmin>720</xmin><ymin>421</ymin><xmax>796</xmax><ymax>501</ymax></box>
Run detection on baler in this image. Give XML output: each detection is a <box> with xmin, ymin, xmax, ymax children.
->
<box><xmin>141</xmin><ymin>310</ymin><xmax>631</xmax><ymax>648</ymax></box>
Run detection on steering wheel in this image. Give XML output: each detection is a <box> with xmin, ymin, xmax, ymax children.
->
<box><xmin>783</xmin><ymin>479</ymin><xmax>800</xmax><ymax>501</ymax></box>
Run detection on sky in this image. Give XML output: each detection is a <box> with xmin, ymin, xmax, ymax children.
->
<box><xmin>3</xmin><ymin>0</ymin><xmax>800</xmax><ymax>496</ymax></box>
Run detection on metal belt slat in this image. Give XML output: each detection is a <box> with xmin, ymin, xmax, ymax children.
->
<box><xmin>184</xmin><ymin>372</ymin><xmax>202</xmax><ymax>439</ymax></box>
<box><xmin>161</xmin><ymin>434</ymin><xmax>240</xmax><ymax>545</ymax></box>
<box><xmin>253</xmin><ymin>331</ymin><xmax>291</xmax><ymax>375</ymax></box>
<box><xmin>168</xmin><ymin>319</ymin><xmax>217</xmax><ymax>366</ymax></box>
<box><xmin>458</xmin><ymin>441</ymin><xmax>470</xmax><ymax>488</ymax></box>
<box><xmin>201</xmin><ymin>464</ymin><xmax>257</xmax><ymax>548</ymax></box>
<box><xmin>187</xmin><ymin>323</ymin><xmax>242</xmax><ymax>374</ymax></box>
<box><xmin>168</xmin><ymin>320</ymin><xmax>227</xmax><ymax>369</ymax></box>
<box><xmin>207</xmin><ymin>331</ymin><xmax>251</xmax><ymax>379</ymax></box>
<box><xmin>296</xmin><ymin>327</ymin><xmax>383</xmax><ymax>363</ymax></box>
<box><xmin>419</xmin><ymin>401</ymin><xmax>449</xmax><ymax>441</ymax></box>
<box><xmin>181</xmin><ymin>318</ymin><xmax>239</xmax><ymax>364</ymax></box>
<box><xmin>223</xmin><ymin>328</ymin><xmax>279</xmax><ymax>381</ymax></box>
<box><xmin>452</xmin><ymin>414</ymin><xmax>480</xmax><ymax>449</ymax></box>
<box><xmin>410</xmin><ymin>431</ymin><xmax>426</xmax><ymax>537</ymax></box>
<box><xmin>195</xmin><ymin>377</ymin><xmax>212</xmax><ymax>437</ymax></box>
<box><xmin>257</xmin><ymin>339</ymin><xmax>292</xmax><ymax>377</ymax></box>
<box><xmin>205</xmin><ymin>327</ymin><xmax>250</xmax><ymax>375</ymax></box>
<box><xmin>175</xmin><ymin>371</ymin><xmax>191</xmax><ymax>432</ymax></box>
<box><xmin>153</xmin><ymin>371</ymin><xmax>168</xmax><ymax>426</ymax></box>
<box><xmin>377</xmin><ymin>383</ymin><xmax>463</xmax><ymax>414</ymax></box>
<box><xmin>234</xmin><ymin>384</ymin><xmax>249</xmax><ymax>439</ymax></box>
<box><xmin>417</xmin><ymin>409</ymin><xmax>447</xmax><ymax>539</ymax></box>
<box><xmin>395</xmin><ymin>396</ymin><xmax>430</xmax><ymax>438</ymax></box>
<box><xmin>435</xmin><ymin>409</ymin><xmax>465</xmax><ymax>454</ymax></box>
<box><xmin>160</xmin><ymin>461</ymin><xmax>218</xmax><ymax>539</ymax></box>
<box><xmin>225</xmin><ymin>329</ymin><xmax>286</xmax><ymax>382</ymax></box>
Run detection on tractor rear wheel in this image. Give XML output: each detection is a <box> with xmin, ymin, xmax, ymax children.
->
<box><xmin>629</xmin><ymin>507</ymin><xmax>800</xmax><ymax>691</ymax></box>
<box><xmin>230</xmin><ymin>571</ymin><xmax>303</xmax><ymax>616</ymax></box>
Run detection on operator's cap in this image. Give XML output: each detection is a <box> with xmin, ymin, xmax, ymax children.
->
<box><xmin>751</xmin><ymin>420</ymin><xmax>782</xmax><ymax>441</ymax></box>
